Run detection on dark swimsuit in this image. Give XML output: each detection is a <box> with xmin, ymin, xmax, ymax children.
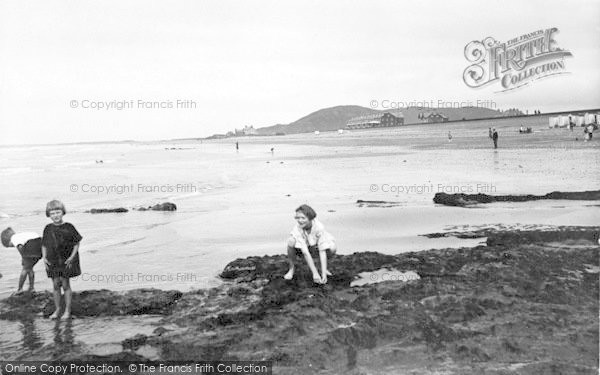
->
<box><xmin>42</xmin><ymin>223</ymin><xmax>82</xmax><ymax>278</ymax></box>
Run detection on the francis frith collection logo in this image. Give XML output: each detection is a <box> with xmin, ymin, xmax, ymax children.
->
<box><xmin>463</xmin><ymin>27</ymin><xmax>572</xmax><ymax>92</ymax></box>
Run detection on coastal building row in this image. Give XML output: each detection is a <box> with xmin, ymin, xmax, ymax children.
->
<box><xmin>226</xmin><ymin>125</ymin><xmax>257</xmax><ymax>137</ymax></box>
<box><xmin>346</xmin><ymin>112</ymin><xmax>404</xmax><ymax>129</ymax></box>
<box><xmin>420</xmin><ymin>112</ymin><xmax>449</xmax><ymax>123</ymax></box>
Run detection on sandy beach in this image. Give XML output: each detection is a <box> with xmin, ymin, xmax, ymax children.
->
<box><xmin>1</xmin><ymin>117</ymin><xmax>599</xmax><ymax>373</ymax></box>
<box><xmin>1</xmin><ymin>117</ymin><xmax>597</xmax><ymax>297</ymax></box>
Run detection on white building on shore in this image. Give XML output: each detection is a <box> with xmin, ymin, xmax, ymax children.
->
<box><xmin>235</xmin><ymin>125</ymin><xmax>257</xmax><ymax>136</ymax></box>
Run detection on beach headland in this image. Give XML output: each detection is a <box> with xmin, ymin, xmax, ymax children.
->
<box><xmin>2</xmin><ymin>226</ymin><xmax>598</xmax><ymax>374</ymax></box>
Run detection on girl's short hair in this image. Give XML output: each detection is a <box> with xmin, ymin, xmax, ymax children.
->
<box><xmin>1</xmin><ymin>227</ymin><xmax>14</xmax><ymax>247</ymax></box>
<box><xmin>296</xmin><ymin>204</ymin><xmax>317</xmax><ymax>220</ymax></box>
<box><xmin>46</xmin><ymin>200</ymin><xmax>66</xmax><ymax>217</ymax></box>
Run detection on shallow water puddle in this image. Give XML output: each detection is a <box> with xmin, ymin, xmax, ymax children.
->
<box><xmin>0</xmin><ymin>315</ymin><xmax>163</xmax><ymax>360</ymax></box>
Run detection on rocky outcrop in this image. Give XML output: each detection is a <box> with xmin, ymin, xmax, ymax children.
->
<box><xmin>0</xmin><ymin>289</ymin><xmax>182</xmax><ymax>320</ymax></box>
<box><xmin>434</xmin><ymin>190</ymin><xmax>600</xmax><ymax>207</ymax></box>
<box><xmin>423</xmin><ymin>225</ymin><xmax>600</xmax><ymax>244</ymax></box>
<box><xmin>86</xmin><ymin>202</ymin><xmax>177</xmax><ymax>213</ymax></box>
<box><xmin>137</xmin><ymin>202</ymin><xmax>177</xmax><ymax>211</ymax></box>
<box><xmin>88</xmin><ymin>208</ymin><xmax>129</xmax><ymax>213</ymax></box>
<box><xmin>3</xmin><ymin>227</ymin><xmax>598</xmax><ymax>374</ymax></box>
<box><xmin>154</xmin><ymin>227</ymin><xmax>599</xmax><ymax>374</ymax></box>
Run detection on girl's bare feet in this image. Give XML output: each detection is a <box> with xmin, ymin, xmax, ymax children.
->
<box><xmin>49</xmin><ymin>311</ymin><xmax>60</xmax><ymax>320</ymax></box>
<box><xmin>312</xmin><ymin>274</ymin><xmax>322</xmax><ymax>283</ymax></box>
<box><xmin>325</xmin><ymin>270</ymin><xmax>332</xmax><ymax>277</ymax></box>
<box><xmin>63</xmin><ymin>312</ymin><xmax>72</xmax><ymax>319</ymax></box>
<box><xmin>283</xmin><ymin>268</ymin><xmax>294</xmax><ymax>280</ymax></box>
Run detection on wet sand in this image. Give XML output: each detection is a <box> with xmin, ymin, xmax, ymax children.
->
<box><xmin>2</xmin><ymin>226</ymin><xmax>598</xmax><ymax>374</ymax></box>
<box><xmin>2</xmin><ymin>118</ymin><xmax>597</xmax><ymax>296</ymax></box>
<box><xmin>0</xmin><ymin>117</ymin><xmax>598</xmax><ymax>367</ymax></box>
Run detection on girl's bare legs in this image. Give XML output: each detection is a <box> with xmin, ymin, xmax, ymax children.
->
<box><xmin>62</xmin><ymin>277</ymin><xmax>72</xmax><ymax>319</ymax></box>
<box><xmin>299</xmin><ymin>248</ymin><xmax>321</xmax><ymax>283</ymax></box>
<box><xmin>49</xmin><ymin>278</ymin><xmax>61</xmax><ymax>319</ymax></box>
<box><xmin>324</xmin><ymin>244</ymin><xmax>337</xmax><ymax>277</ymax></box>
<box><xmin>319</xmin><ymin>250</ymin><xmax>328</xmax><ymax>284</ymax></box>
<box><xmin>284</xmin><ymin>238</ymin><xmax>325</xmax><ymax>283</ymax></box>
<box><xmin>284</xmin><ymin>245</ymin><xmax>296</xmax><ymax>280</ymax></box>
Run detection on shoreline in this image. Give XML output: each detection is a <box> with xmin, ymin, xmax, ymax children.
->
<box><xmin>1</xmin><ymin>226</ymin><xmax>598</xmax><ymax>373</ymax></box>
<box><xmin>1</xmin><ymin>107</ymin><xmax>599</xmax><ymax>148</ymax></box>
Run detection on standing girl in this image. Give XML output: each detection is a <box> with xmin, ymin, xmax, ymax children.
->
<box><xmin>41</xmin><ymin>200</ymin><xmax>82</xmax><ymax>319</ymax></box>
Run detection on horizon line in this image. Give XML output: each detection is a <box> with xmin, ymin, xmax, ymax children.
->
<box><xmin>1</xmin><ymin>105</ymin><xmax>598</xmax><ymax>148</ymax></box>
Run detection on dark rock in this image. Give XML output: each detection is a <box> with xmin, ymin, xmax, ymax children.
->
<box><xmin>0</xmin><ymin>289</ymin><xmax>182</xmax><ymax>319</ymax></box>
<box><xmin>87</xmin><ymin>207</ymin><xmax>129</xmax><ymax>213</ymax></box>
<box><xmin>434</xmin><ymin>190</ymin><xmax>600</xmax><ymax>207</ymax></box>
<box><xmin>122</xmin><ymin>334</ymin><xmax>148</xmax><ymax>350</ymax></box>
<box><xmin>149</xmin><ymin>202</ymin><xmax>177</xmax><ymax>211</ymax></box>
<box><xmin>86</xmin><ymin>202</ymin><xmax>177</xmax><ymax>213</ymax></box>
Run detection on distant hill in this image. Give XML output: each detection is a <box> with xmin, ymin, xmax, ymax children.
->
<box><xmin>257</xmin><ymin>106</ymin><xmax>379</xmax><ymax>135</ymax></box>
<box><xmin>256</xmin><ymin>105</ymin><xmax>522</xmax><ymax>135</ymax></box>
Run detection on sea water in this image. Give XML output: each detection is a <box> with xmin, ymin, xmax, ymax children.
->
<box><xmin>0</xmin><ymin>139</ymin><xmax>598</xmax><ymax>296</ymax></box>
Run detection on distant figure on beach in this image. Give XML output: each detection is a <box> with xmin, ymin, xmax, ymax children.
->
<box><xmin>519</xmin><ymin>125</ymin><xmax>524</xmax><ymax>133</ymax></box>
<box><xmin>284</xmin><ymin>204</ymin><xmax>337</xmax><ymax>284</ymax></box>
<box><xmin>587</xmin><ymin>125</ymin><xmax>594</xmax><ymax>140</ymax></box>
<box><xmin>492</xmin><ymin>128</ymin><xmax>498</xmax><ymax>149</ymax></box>
<box><xmin>42</xmin><ymin>200</ymin><xmax>82</xmax><ymax>319</ymax></box>
<box><xmin>488</xmin><ymin>128</ymin><xmax>492</xmax><ymax>139</ymax></box>
<box><xmin>271</xmin><ymin>147</ymin><xmax>274</xmax><ymax>155</ymax></box>
<box><xmin>1</xmin><ymin>227</ymin><xmax>43</xmax><ymax>295</ymax></box>
<box><xmin>235</xmin><ymin>142</ymin><xmax>239</xmax><ymax>152</ymax></box>
<box><xmin>447</xmin><ymin>131</ymin><xmax>452</xmax><ymax>142</ymax></box>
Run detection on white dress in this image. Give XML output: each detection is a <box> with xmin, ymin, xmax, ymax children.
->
<box><xmin>287</xmin><ymin>218</ymin><xmax>336</xmax><ymax>251</ymax></box>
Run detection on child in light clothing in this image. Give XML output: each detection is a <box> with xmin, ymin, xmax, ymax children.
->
<box><xmin>284</xmin><ymin>204</ymin><xmax>337</xmax><ymax>284</ymax></box>
<box><xmin>1</xmin><ymin>227</ymin><xmax>43</xmax><ymax>294</ymax></box>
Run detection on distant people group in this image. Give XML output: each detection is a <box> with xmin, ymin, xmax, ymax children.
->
<box><xmin>2</xmin><ymin>200</ymin><xmax>82</xmax><ymax>320</ymax></box>
<box><xmin>519</xmin><ymin>125</ymin><xmax>532</xmax><ymax>134</ymax></box>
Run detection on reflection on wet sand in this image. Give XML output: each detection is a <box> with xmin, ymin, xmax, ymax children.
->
<box><xmin>2</xmin><ymin>314</ymin><xmax>163</xmax><ymax>360</ymax></box>
<box><xmin>52</xmin><ymin>319</ymin><xmax>74</xmax><ymax>356</ymax></box>
<box><xmin>493</xmin><ymin>150</ymin><xmax>500</xmax><ymax>170</ymax></box>
<box><xmin>19</xmin><ymin>317</ymin><xmax>42</xmax><ymax>352</ymax></box>
<box><xmin>16</xmin><ymin>318</ymin><xmax>75</xmax><ymax>358</ymax></box>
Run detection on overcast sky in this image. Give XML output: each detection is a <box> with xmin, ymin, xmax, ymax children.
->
<box><xmin>1</xmin><ymin>0</ymin><xmax>599</xmax><ymax>145</ymax></box>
